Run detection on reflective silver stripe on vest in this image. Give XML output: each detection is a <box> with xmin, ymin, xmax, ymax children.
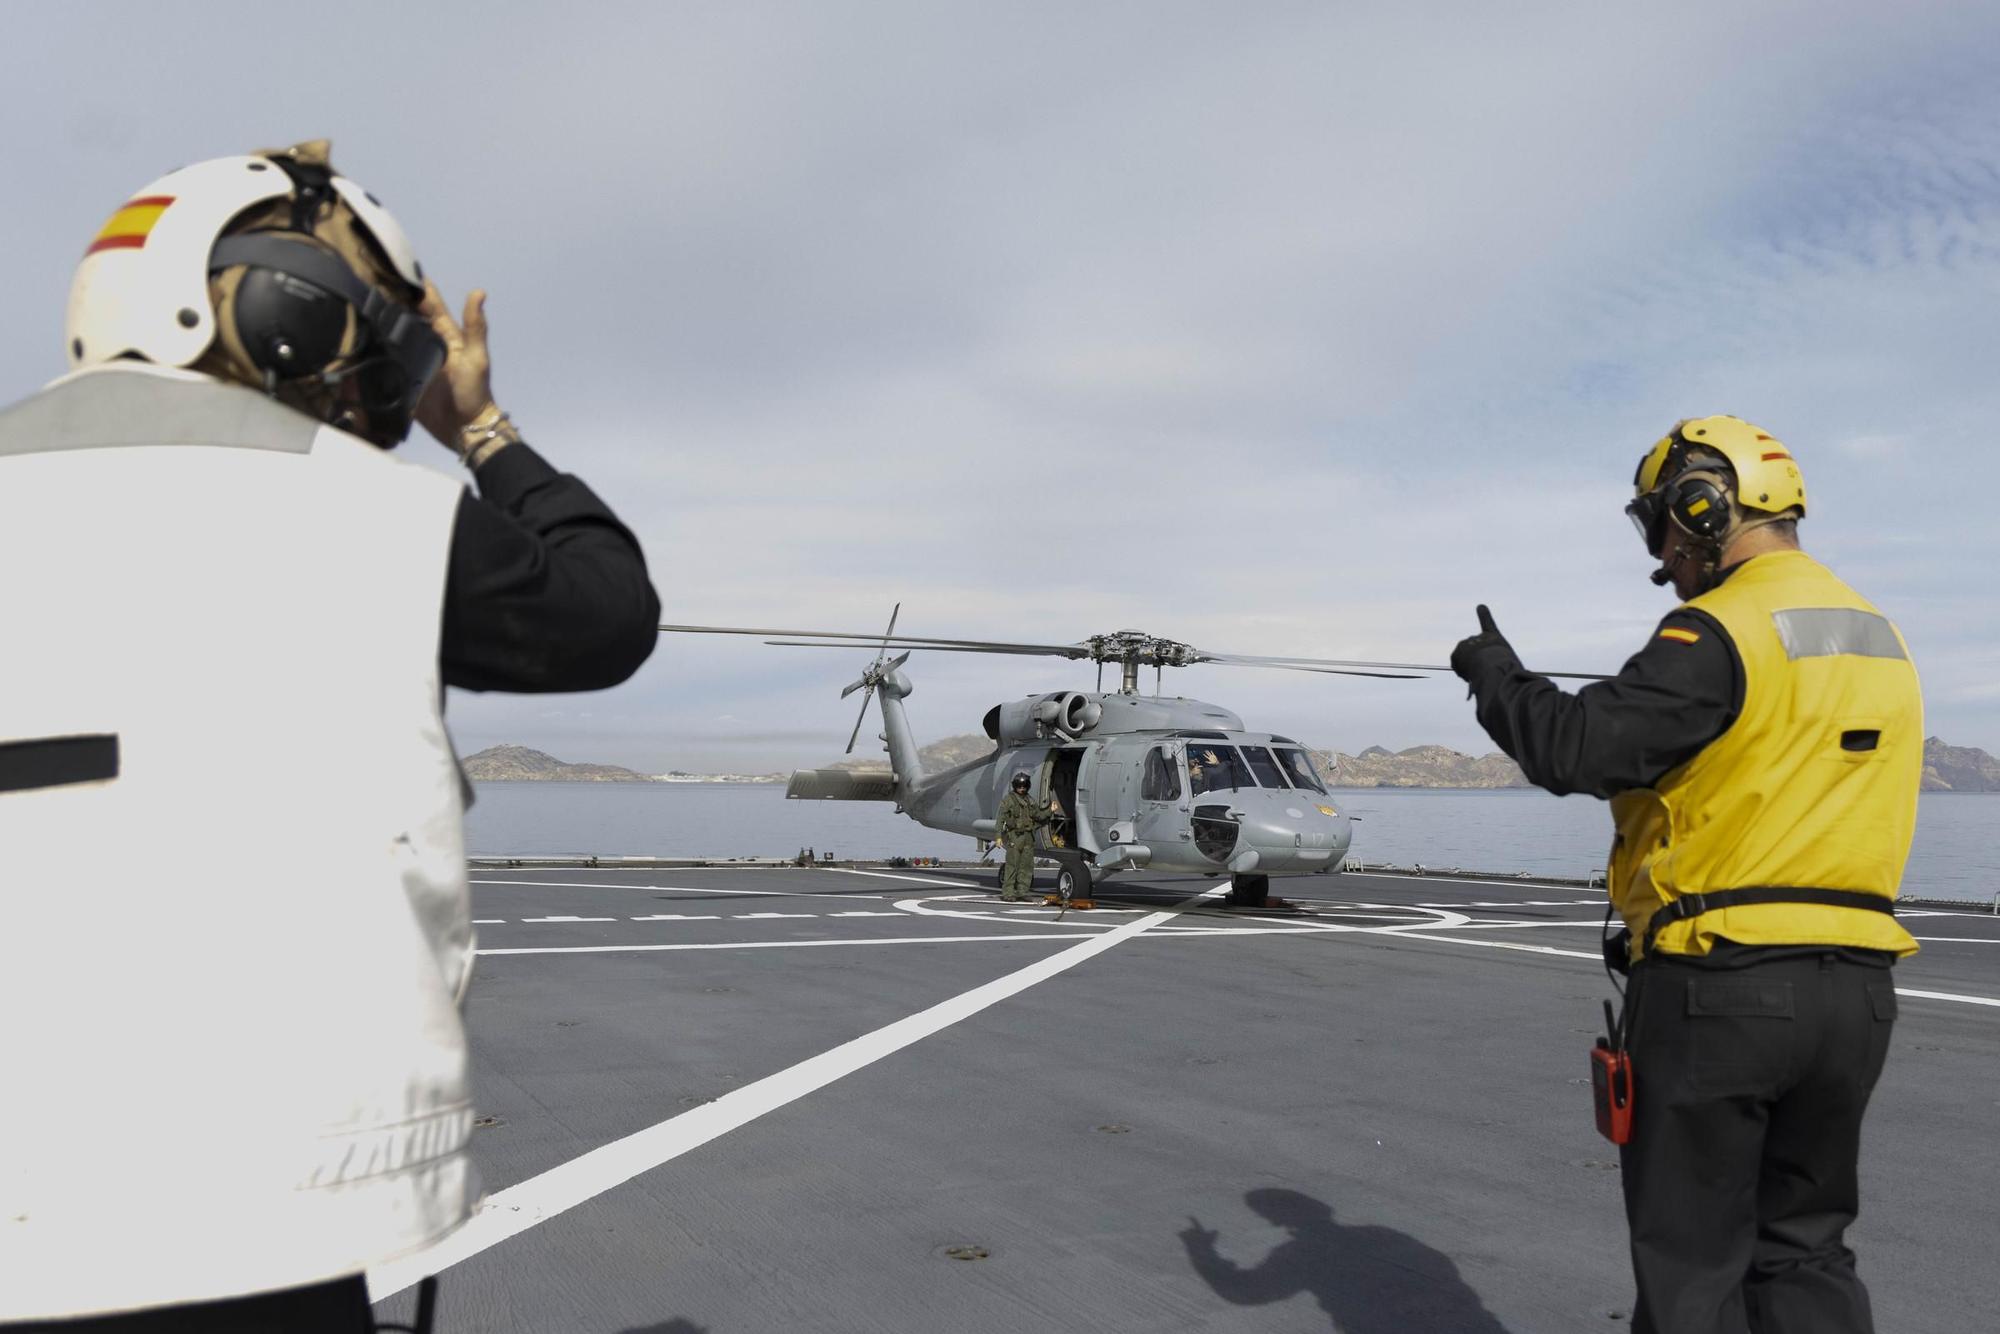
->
<box><xmin>1771</xmin><ymin>608</ymin><xmax>1907</xmax><ymax>661</ymax></box>
<box><xmin>0</xmin><ymin>369</ymin><xmax>319</xmax><ymax>458</ymax></box>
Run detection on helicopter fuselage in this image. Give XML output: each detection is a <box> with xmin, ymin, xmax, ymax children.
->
<box><xmin>888</xmin><ymin>684</ymin><xmax>1353</xmax><ymax>880</ymax></box>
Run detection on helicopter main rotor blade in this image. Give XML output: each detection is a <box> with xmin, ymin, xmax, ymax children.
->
<box><xmin>1198</xmin><ymin>650</ymin><xmax>1610</xmax><ymax>682</ymax></box>
<box><xmin>665</xmin><ymin>622</ymin><xmax>1610</xmax><ymax>680</ymax></box>
<box><xmin>1211</xmin><ymin>660</ymin><xmax>1427</xmax><ymax>680</ymax></box>
<box><xmin>1198</xmin><ymin>649</ymin><xmax>1455</xmax><ymax>672</ymax></box>
<box><xmin>768</xmin><ymin>640</ymin><xmax>1591</xmax><ymax>679</ymax></box>
<box><xmin>764</xmin><ymin>639</ymin><xmax>1077</xmax><ymax>658</ymax></box>
<box><xmin>660</xmin><ymin>623</ymin><xmax>1082</xmax><ymax>655</ymax></box>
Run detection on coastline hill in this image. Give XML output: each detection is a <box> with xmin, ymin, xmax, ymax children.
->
<box><xmin>1923</xmin><ymin>736</ymin><xmax>2000</xmax><ymax>792</ymax></box>
<box><xmin>1320</xmin><ymin>745</ymin><xmax>1526</xmax><ymax>789</ymax></box>
<box><xmin>462</xmin><ymin>745</ymin><xmax>657</xmax><ymax>783</ymax></box>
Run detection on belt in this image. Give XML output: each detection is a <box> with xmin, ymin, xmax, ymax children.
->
<box><xmin>1641</xmin><ymin>887</ymin><xmax>1896</xmax><ymax>957</ymax></box>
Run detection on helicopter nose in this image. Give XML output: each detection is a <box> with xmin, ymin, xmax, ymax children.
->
<box><xmin>1235</xmin><ymin>794</ymin><xmax>1350</xmax><ymax>869</ymax></box>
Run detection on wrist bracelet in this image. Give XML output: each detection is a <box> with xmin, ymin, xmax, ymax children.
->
<box><xmin>457</xmin><ymin>404</ymin><xmax>522</xmax><ymax>466</ymax></box>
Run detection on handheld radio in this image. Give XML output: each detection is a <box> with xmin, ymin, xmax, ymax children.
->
<box><xmin>1591</xmin><ymin>999</ymin><xmax>1633</xmax><ymax>1145</ymax></box>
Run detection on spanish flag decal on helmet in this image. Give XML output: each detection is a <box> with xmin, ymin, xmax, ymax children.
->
<box><xmin>85</xmin><ymin>196</ymin><xmax>175</xmax><ymax>256</ymax></box>
<box><xmin>1659</xmin><ymin>627</ymin><xmax>1701</xmax><ymax>645</ymax></box>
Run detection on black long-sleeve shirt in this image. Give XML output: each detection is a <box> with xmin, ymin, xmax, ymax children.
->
<box><xmin>1464</xmin><ymin>583</ymin><xmax>1900</xmax><ymax>970</ymax></box>
<box><xmin>441</xmin><ymin>442</ymin><xmax>660</xmax><ymax>692</ymax></box>
<box><xmin>1463</xmin><ymin>607</ymin><xmax>1744</xmax><ymax>799</ymax></box>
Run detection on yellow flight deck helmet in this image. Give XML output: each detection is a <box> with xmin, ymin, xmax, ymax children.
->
<box><xmin>1626</xmin><ymin>415</ymin><xmax>1807</xmax><ymax>561</ymax></box>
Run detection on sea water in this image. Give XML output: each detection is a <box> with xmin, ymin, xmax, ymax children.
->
<box><xmin>464</xmin><ymin>783</ymin><xmax>1998</xmax><ymax>904</ymax></box>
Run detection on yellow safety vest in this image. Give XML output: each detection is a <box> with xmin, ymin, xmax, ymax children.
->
<box><xmin>1608</xmin><ymin>550</ymin><xmax>1922</xmax><ymax>961</ymax></box>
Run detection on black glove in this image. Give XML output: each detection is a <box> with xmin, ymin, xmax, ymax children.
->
<box><xmin>1450</xmin><ymin>604</ymin><xmax>1520</xmax><ymax>689</ymax></box>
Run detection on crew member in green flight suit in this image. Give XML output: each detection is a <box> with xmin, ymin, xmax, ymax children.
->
<box><xmin>996</xmin><ymin>771</ymin><xmax>1060</xmax><ymax>902</ymax></box>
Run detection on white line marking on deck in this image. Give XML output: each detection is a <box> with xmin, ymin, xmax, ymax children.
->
<box><xmin>1896</xmin><ymin>987</ymin><xmax>2000</xmax><ymax>1008</ymax></box>
<box><xmin>476</xmin><ymin>933</ymin><xmax>1099</xmax><ymax>957</ymax></box>
<box><xmin>1368</xmin><ymin>930</ymin><xmax>2000</xmax><ymax>1008</ymax></box>
<box><xmin>829</xmin><ymin>910</ymin><xmax>903</xmax><ymax>917</ymax></box>
<box><xmin>522</xmin><ymin>915</ymin><xmax>615</xmax><ymax>923</ymax></box>
<box><xmin>1430</xmin><ymin>919</ymin><xmax>1605</xmax><ymax>931</ymax></box>
<box><xmin>1380</xmin><ymin>931</ymin><xmax>1603</xmax><ymax>960</ymax></box>
<box><xmin>1909</xmin><ymin>936</ymin><xmax>2000</xmax><ymax>944</ymax></box>
<box><xmin>895</xmin><ymin>894</ymin><xmax>1126</xmax><ymax>929</ymax></box>
<box><xmin>372</xmin><ymin>884</ymin><xmax>1225</xmax><ymax>1298</ymax></box>
<box><xmin>1282</xmin><ymin>910</ymin><xmax>1427</xmax><ymax>921</ymax></box>
<box><xmin>1353</xmin><ymin>873</ymin><xmax>1595</xmax><ymax>893</ymax></box>
<box><xmin>471</xmin><ymin>919</ymin><xmax>504</xmax><ymax>925</ymax></box>
<box><xmin>820</xmin><ymin>867</ymin><xmax>974</xmax><ymax>888</ymax></box>
<box><xmin>1151</xmin><ymin>925</ymin><xmax>1343</xmax><ymax>937</ymax></box>
<box><xmin>1419</xmin><ymin>898</ymin><xmax>1604</xmax><ymax>909</ymax></box>
<box><xmin>734</xmin><ymin>912</ymin><xmax>814</xmax><ymax>919</ymax></box>
<box><xmin>629</xmin><ymin>914</ymin><xmax>719</xmax><ymax>921</ymax></box>
<box><xmin>471</xmin><ymin>878</ymin><xmax>893</xmax><ymax>901</ymax></box>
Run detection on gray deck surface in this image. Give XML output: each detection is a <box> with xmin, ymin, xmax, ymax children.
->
<box><xmin>369</xmin><ymin>866</ymin><xmax>2000</xmax><ymax>1333</ymax></box>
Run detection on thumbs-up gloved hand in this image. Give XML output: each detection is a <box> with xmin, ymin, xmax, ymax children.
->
<box><xmin>1450</xmin><ymin>604</ymin><xmax>1521</xmax><ymax>691</ymax></box>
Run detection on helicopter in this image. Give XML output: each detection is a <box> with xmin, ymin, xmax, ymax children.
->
<box><xmin>659</xmin><ymin>611</ymin><xmax>1606</xmax><ymax>911</ymax></box>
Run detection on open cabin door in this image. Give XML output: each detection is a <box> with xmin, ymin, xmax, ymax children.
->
<box><xmin>1038</xmin><ymin>746</ymin><xmax>1088</xmax><ymax>853</ymax></box>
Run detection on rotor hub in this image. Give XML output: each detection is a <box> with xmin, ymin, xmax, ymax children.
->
<box><xmin>1077</xmin><ymin>630</ymin><xmax>1198</xmax><ymax>668</ymax></box>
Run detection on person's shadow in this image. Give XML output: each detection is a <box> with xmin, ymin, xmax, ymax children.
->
<box><xmin>617</xmin><ymin>1321</ymin><xmax>709</xmax><ymax>1334</ymax></box>
<box><xmin>1180</xmin><ymin>1188</ymin><xmax>1512</xmax><ymax>1332</ymax></box>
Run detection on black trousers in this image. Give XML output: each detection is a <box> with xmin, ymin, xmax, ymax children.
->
<box><xmin>1619</xmin><ymin>949</ymin><xmax>1897</xmax><ymax>1334</ymax></box>
<box><xmin>1</xmin><ymin>1277</ymin><xmax>373</xmax><ymax>1333</ymax></box>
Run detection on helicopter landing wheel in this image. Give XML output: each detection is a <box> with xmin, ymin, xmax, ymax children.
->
<box><xmin>1050</xmin><ymin>855</ymin><xmax>1093</xmax><ymax>911</ymax></box>
<box><xmin>1225</xmin><ymin>873</ymin><xmax>1270</xmax><ymax>907</ymax></box>
<box><xmin>1224</xmin><ymin>872</ymin><xmax>1303</xmax><ymax>914</ymax></box>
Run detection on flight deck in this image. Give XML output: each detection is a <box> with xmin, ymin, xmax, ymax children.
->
<box><xmin>367</xmin><ymin>866</ymin><xmax>1999</xmax><ymax>1333</ymax></box>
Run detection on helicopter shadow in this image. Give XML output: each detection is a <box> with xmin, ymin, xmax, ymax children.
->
<box><xmin>1179</xmin><ymin>1187</ymin><xmax>1513</xmax><ymax>1333</ymax></box>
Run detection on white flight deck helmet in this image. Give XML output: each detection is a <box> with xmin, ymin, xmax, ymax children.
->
<box><xmin>64</xmin><ymin>143</ymin><xmax>443</xmax><ymax>445</ymax></box>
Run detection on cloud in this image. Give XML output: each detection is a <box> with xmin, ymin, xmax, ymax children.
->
<box><xmin>7</xmin><ymin>2</ymin><xmax>2000</xmax><ymax>769</ymax></box>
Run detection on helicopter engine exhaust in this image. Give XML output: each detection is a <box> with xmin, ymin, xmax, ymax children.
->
<box><xmin>1036</xmin><ymin>691</ymin><xmax>1102</xmax><ymax>739</ymax></box>
<box><xmin>987</xmin><ymin>692</ymin><xmax>1104</xmax><ymax>744</ymax></box>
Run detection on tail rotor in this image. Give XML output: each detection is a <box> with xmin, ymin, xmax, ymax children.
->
<box><xmin>840</xmin><ymin>604</ymin><xmax>907</xmax><ymax>754</ymax></box>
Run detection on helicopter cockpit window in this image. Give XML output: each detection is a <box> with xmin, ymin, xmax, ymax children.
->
<box><xmin>1276</xmin><ymin>748</ymin><xmax>1329</xmax><ymax>795</ymax></box>
<box><xmin>1241</xmin><ymin>746</ymin><xmax>1289</xmax><ymax>790</ymax></box>
<box><xmin>1141</xmin><ymin>747</ymin><xmax>1182</xmax><ymax>801</ymax></box>
<box><xmin>1186</xmin><ymin>745</ymin><xmax>1253</xmax><ymax>795</ymax></box>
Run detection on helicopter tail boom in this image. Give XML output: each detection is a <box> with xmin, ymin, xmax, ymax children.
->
<box><xmin>786</xmin><ymin>769</ymin><xmax>899</xmax><ymax>801</ymax></box>
<box><xmin>871</xmin><ymin>664</ymin><xmax>925</xmax><ymax>795</ymax></box>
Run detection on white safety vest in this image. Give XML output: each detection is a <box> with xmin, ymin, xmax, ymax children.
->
<box><xmin>0</xmin><ymin>363</ymin><xmax>475</xmax><ymax>1319</ymax></box>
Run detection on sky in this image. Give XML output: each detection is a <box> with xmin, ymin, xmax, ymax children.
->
<box><xmin>5</xmin><ymin>2</ymin><xmax>1997</xmax><ymax>772</ymax></box>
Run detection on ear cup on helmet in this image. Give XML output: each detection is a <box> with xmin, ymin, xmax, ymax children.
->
<box><xmin>228</xmin><ymin>265</ymin><xmax>352</xmax><ymax>379</ymax></box>
<box><xmin>1666</xmin><ymin>472</ymin><xmax>1732</xmax><ymax>544</ymax></box>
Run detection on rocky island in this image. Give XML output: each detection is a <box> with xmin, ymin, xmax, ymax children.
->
<box><xmin>461</xmin><ymin>745</ymin><xmax>780</xmax><ymax>784</ymax></box>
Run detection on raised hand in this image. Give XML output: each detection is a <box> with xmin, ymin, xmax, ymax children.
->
<box><xmin>414</xmin><ymin>280</ymin><xmax>495</xmax><ymax>448</ymax></box>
